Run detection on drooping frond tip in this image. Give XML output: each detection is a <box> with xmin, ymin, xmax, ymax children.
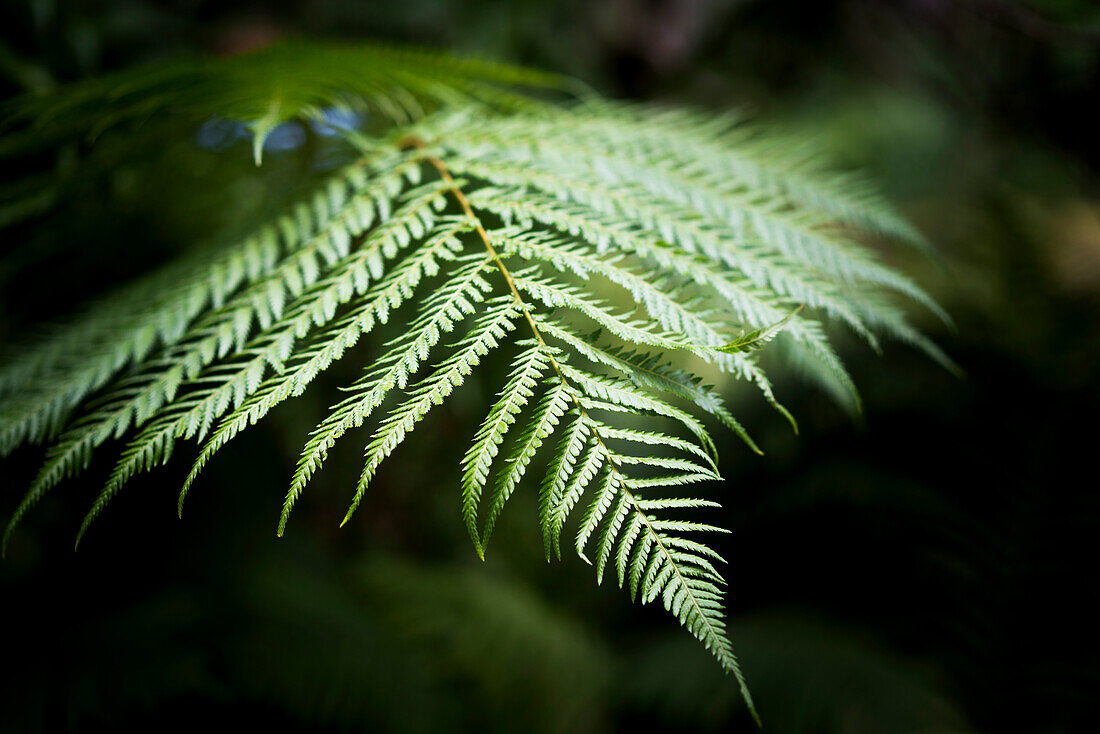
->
<box><xmin>0</xmin><ymin>40</ymin><xmax>953</xmax><ymax>723</ymax></box>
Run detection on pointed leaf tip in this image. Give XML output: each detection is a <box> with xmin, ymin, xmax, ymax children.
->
<box><xmin>252</xmin><ymin>135</ymin><xmax>264</xmax><ymax>166</ymax></box>
<box><xmin>249</xmin><ymin>100</ymin><xmax>284</xmax><ymax>166</ymax></box>
<box><xmin>717</xmin><ymin>304</ymin><xmax>804</xmax><ymax>354</ymax></box>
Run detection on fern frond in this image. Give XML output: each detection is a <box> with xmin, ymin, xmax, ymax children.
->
<box><xmin>480</xmin><ymin>380</ymin><xmax>571</xmax><ymax>548</ymax></box>
<box><xmin>0</xmin><ymin>148</ymin><xmax>413</xmax><ymax>452</ymax></box>
<box><xmin>447</xmin><ymin>148</ymin><xmax>861</xmax><ymax>401</ymax></box>
<box><xmin>565</xmin><ymin>101</ymin><xmax>934</xmax><ymax>253</ymax></box>
<box><xmin>557</xmin><ymin>364</ymin><xmax>717</xmax><ymax>458</ymax></box>
<box><xmin>282</xmin><ymin>254</ymin><xmax>497</xmax><ymax>533</ymax></box>
<box><xmin>598</xmin><ymin>425</ymin><xmax>717</xmax><ymax>471</ymax></box>
<box><xmin>548</xmin><ymin>434</ymin><xmax>608</xmax><ymax>558</ymax></box>
<box><xmin>538</xmin><ymin>410</ymin><xmax>591</xmax><ymax>558</ymax></box>
<box><xmin>177</xmin><ymin>220</ymin><xmax>473</xmax><ymax>513</ymax></box>
<box><xmin>461</xmin><ymin>343</ymin><xmax>552</xmax><ymax>556</ymax></box>
<box><xmin>6</xmin><ymin>172</ymin><xmax>459</xmax><ymax>546</ymax></box>
<box><xmin>0</xmin><ymin>42</ymin><xmax>954</xmax><ymax>721</ymax></box>
<box><xmin>534</xmin><ymin>320</ymin><xmax>763</xmax><ymax>452</ymax></box>
<box><xmin>348</xmin><ymin>297</ymin><xmax>523</xmax><ymax>526</ymax></box>
<box><xmin>452</xmin><ymin>117</ymin><xmax>939</xmax><ymax>318</ymax></box>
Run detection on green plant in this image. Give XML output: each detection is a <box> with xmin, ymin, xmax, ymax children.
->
<box><xmin>0</xmin><ymin>39</ymin><xmax>953</xmax><ymax>721</ymax></box>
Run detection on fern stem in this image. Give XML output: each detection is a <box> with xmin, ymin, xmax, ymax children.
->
<box><xmin>400</xmin><ymin>136</ymin><xmax>544</xmax><ymax>341</ymax></box>
<box><xmin>403</xmin><ymin>137</ymin><xmax>590</xmax><ymax>427</ymax></box>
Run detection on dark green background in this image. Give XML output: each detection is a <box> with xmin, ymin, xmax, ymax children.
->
<box><xmin>1</xmin><ymin>1</ymin><xmax>1098</xmax><ymax>732</ymax></box>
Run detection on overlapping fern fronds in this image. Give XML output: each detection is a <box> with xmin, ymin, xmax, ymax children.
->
<box><xmin>0</xmin><ymin>40</ymin><xmax>953</xmax><ymax>722</ymax></box>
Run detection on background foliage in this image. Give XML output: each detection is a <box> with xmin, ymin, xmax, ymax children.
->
<box><xmin>1</xmin><ymin>1</ymin><xmax>1098</xmax><ymax>732</ymax></box>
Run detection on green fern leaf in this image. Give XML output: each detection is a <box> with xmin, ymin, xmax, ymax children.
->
<box><xmin>0</xmin><ymin>41</ymin><xmax>955</xmax><ymax>722</ymax></box>
<box><xmin>461</xmin><ymin>343</ymin><xmax>552</xmax><ymax>556</ymax></box>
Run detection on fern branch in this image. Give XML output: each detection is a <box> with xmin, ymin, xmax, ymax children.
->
<box><xmin>397</xmin><ymin>145</ymin><xmax>760</xmax><ymax>720</ymax></box>
<box><xmin>347</xmin><ymin>298</ymin><xmax>522</xmax><ymax>527</ymax></box>
<box><xmin>281</xmin><ymin>254</ymin><xmax>495</xmax><ymax>534</ymax></box>
<box><xmin>461</xmin><ymin>343</ymin><xmax>552</xmax><ymax>557</ymax></box>
<box><xmin>177</xmin><ymin>220</ymin><xmax>473</xmax><ymax>515</ymax></box>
